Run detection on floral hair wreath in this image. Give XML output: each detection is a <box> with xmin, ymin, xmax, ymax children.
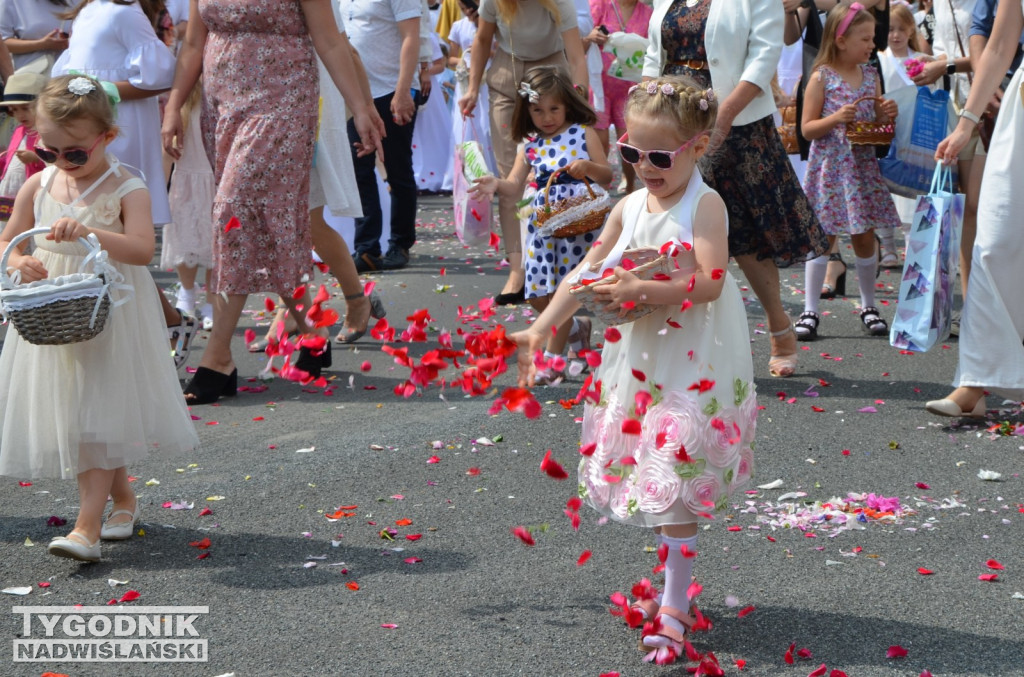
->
<box><xmin>628</xmin><ymin>81</ymin><xmax>716</xmax><ymax>110</ymax></box>
<box><xmin>518</xmin><ymin>81</ymin><xmax>540</xmax><ymax>103</ymax></box>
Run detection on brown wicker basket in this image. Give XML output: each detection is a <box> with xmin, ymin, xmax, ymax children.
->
<box><xmin>1</xmin><ymin>227</ymin><xmax>114</xmax><ymax>345</ymax></box>
<box><xmin>568</xmin><ymin>248</ymin><xmax>669</xmax><ymax>326</ymax></box>
<box><xmin>534</xmin><ymin>169</ymin><xmax>611</xmax><ymax>238</ymax></box>
<box><xmin>845</xmin><ymin>96</ymin><xmax>895</xmax><ymax>146</ymax></box>
<box><xmin>777</xmin><ymin>104</ymin><xmax>799</xmax><ymax>154</ymax></box>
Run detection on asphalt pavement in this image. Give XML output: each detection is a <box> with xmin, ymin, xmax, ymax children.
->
<box><xmin>1</xmin><ymin>193</ymin><xmax>1023</xmax><ymax>677</ymax></box>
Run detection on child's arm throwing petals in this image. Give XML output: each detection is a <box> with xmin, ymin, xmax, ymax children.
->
<box><xmin>592</xmin><ymin>191</ymin><xmax>729</xmax><ymax>316</ymax></box>
<box><xmin>510</xmin><ymin>198</ymin><xmax>627</xmax><ymax>385</ymax></box>
<box><xmin>471</xmin><ymin>147</ymin><xmax>530</xmax><ymax>201</ymax></box>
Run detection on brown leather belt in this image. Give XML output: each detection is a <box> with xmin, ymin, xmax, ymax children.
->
<box><xmin>669</xmin><ymin>59</ymin><xmax>709</xmax><ymax>71</ymax></box>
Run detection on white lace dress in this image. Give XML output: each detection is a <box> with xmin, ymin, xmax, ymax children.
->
<box><xmin>0</xmin><ymin>163</ymin><xmax>200</xmax><ymax>479</ymax></box>
<box><xmin>160</xmin><ymin>106</ymin><xmax>214</xmax><ymax>269</ymax></box>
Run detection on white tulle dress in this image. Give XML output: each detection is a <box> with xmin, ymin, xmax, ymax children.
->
<box><xmin>0</xmin><ymin>162</ymin><xmax>200</xmax><ymax>480</ymax></box>
<box><xmin>53</xmin><ymin>0</ymin><xmax>177</xmax><ymax>225</ymax></box>
<box><xmin>578</xmin><ymin>176</ymin><xmax>757</xmax><ymax>527</ymax></box>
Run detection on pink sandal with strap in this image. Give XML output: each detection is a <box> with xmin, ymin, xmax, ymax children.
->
<box><xmin>639</xmin><ymin>605</ymin><xmax>696</xmax><ymax>651</ymax></box>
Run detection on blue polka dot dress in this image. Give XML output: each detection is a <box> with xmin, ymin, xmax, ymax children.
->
<box><xmin>525</xmin><ymin>124</ymin><xmax>599</xmax><ymax>299</ymax></box>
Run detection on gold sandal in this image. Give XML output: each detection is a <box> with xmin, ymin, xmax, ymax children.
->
<box><xmin>768</xmin><ymin>323</ymin><xmax>798</xmax><ymax>378</ymax></box>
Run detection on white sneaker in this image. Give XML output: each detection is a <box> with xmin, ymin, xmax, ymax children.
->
<box><xmin>199</xmin><ymin>303</ymin><xmax>214</xmax><ymax>331</ymax></box>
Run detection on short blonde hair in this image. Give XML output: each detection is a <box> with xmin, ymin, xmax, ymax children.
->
<box><xmin>624</xmin><ymin>76</ymin><xmax>718</xmax><ymax>141</ymax></box>
<box><xmin>34</xmin><ymin>74</ymin><xmax>117</xmax><ymax>134</ymax></box>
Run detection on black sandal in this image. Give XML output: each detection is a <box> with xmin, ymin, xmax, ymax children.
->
<box><xmin>820</xmin><ymin>254</ymin><xmax>847</xmax><ymax>299</ymax></box>
<box><xmin>183</xmin><ymin>367</ymin><xmax>238</xmax><ymax>405</ymax></box>
<box><xmin>860</xmin><ymin>306</ymin><xmax>888</xmax><ymax>336</ymax></box>
<box><xmin>295</xmin><ymin>340</ymin><xmax>332</xmax><ymax>379</ymax></box>
<box><xmin>794</xmin><ymin>311</ymin><xmax>820</xmax><ymax>341</ymax></box>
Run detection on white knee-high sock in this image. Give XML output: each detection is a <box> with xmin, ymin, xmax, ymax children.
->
<box><xmin>643</xmin><ymin>533</ymin><xmax>697</xmax><ymax>648</ymax></box>
<box><xmin>856</xmin><ymin>254</ymin><xmax>877</xmax><ymax>308</ymax></box>
<box><xmin>804</xmin><ymin>255</ymin><xmax>828</xmax><ymax>314</ymax></box>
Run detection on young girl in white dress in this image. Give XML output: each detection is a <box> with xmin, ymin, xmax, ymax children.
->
<box><xmin>511</xmin><ymin>76</ymin><xmax>757</xmax><ymax>666</ymax></box>
<box><xmin>160</xmin><ymin>80</ymin><xmax>214</xmax><ymax>326</ymax></box>
<box><xmin>0</xmin><ymin>75</ymin><xmax>199</xmax><ymax>563</ymax></box>
<box><xmin>473</xmin><ymin>66</ymin><xmax>611</xmax><ymax>383</ymax></box>
<box><xmin>412</xmin><ymin>33</ymin><xmax>455</xmax><ymax>193</ymax></box>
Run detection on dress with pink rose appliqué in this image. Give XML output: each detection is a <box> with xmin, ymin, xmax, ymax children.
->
<box><xmin>579</xmin><ymin>180</ymin><xmax>757</xmax><ymax>527</ymax></box>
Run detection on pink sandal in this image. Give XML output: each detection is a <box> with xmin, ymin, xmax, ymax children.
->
<box><xmin>639</xmin><ymin>605</ymin><xmax>696</xmax><ymax>652</ymax></box>
<box><xmin>629</xmin><ymin>597</ymin><xmax>659</xmax><ymax>622</ymax></box>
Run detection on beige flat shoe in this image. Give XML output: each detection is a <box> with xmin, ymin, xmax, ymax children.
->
<box><xmin>100</xmin><ymin>501</ymin><xmax>141</xmax><ymax>541</ymax></box>
<box><xmin>925</xmin><ymin>397</ymin><xmax>986</xmax><ymax>419</ymax></box>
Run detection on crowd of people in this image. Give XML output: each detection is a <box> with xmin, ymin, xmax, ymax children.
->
<box><xmin>0</xmin><ymin>0</ymin><xmax>1021</xmax><ymax>667</ymax></box>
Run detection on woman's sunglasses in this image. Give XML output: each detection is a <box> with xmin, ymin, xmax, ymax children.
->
<box><xmin>34</xmin><ymin>134</ymin><xmax>106</xmax><ymax>166</ymax></box>
<box><xmin>616</xmin><ymin>132</ymin><xmax>706</xmax><ymax>170</ymax></box>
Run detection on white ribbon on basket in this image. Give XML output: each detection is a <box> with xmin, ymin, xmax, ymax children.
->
<box><xmin>79</xmin><ymin>233</ymin><xmax>133</xmax><ymax>328</ymax></box>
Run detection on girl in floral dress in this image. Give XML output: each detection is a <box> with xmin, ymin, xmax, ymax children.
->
<box><xmin>473</xmin><ymin>65</ymin><xmax>611</xmax><ymax>382</ymax></box>
<box><xmin>512</xmin><ymin>76</ymin><xmax>756</xmax><ymax>666</ymax></box>
<box><xmin>796</xmin><ymin>2</ymin><xmax>902</xmax><ymax>341</ymax></box>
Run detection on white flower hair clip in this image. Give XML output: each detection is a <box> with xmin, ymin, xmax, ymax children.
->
<box><xmin>518</xmin><ymin>81</ymin><xmax>540</xmax><ymax>103</ymax></box>
<box><xmin>660</xmin><ymin>83</ymin><xmax>676</xmax><ymax>96</ymax></box>
<box><xmin>645</xmin><ymin>81</ymin><xmax>659</xmax><ymax>95</ymax></box>
<box><xmin>68</xmin><ymin>77</ymin><xmax>96</xmax><ymax>96</ymax></box>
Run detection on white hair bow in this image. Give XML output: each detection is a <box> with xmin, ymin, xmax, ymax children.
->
<box><xmin>518</xmin><ymin>82</ymin><xmax>539</xmax><ymax>103</ymax></box>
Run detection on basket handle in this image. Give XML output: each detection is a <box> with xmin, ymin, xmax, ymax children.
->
<box><xmin>543</xmin><ymin>168</ymin><xmax>598</xmax><ymax>206</ymax></box>
<box><xmin>1</xmin><ymin>226</ymin><xmax>99</xmax><ymax>290</ymax></box>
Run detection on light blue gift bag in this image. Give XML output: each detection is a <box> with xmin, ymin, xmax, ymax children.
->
<box><xmin>890</xmin><ymin>164</ymin><xmax>963</xmax><ymax>353</ymax></box>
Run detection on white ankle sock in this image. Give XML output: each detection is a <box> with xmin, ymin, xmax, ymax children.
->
<box><xmin>643</xmin><ymin>533</ymin><xmax>697</xmax><ymax>648</ymax></box>
<box><xmin>855</xmin><ymin>254</ymin><xmax>877</xmax><ymax>308</ymax></box>
<box><xmin>804</xmin><ymin>255</ymin><xmax>828</xmax><ymax>314</ymax></box>
<box><xmin>176</xmin><ymin>286</ymin><xmax>196</xmax><ymax>314</ymax></box>
<box><xmin>877</xmin><ymin>226</ymin><xmax>896</xmax><ymax>252</ymax></box>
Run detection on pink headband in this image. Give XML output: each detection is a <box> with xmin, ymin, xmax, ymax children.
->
<box><xmin>836</xmin><ymin>2</ymin><xmax>865</xmax><ymax>38</ymax></box>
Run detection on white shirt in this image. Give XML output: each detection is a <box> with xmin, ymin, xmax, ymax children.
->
<box><xmin>346</xmin><ymin>0</ymin><xmax>422</xmax><ymax>99</ymax></box>
<box><xmin>932</xmin><ymin>0</ymin><xmax>978</xmax><ymax>105</ymax></box>
<box><xmin>0</xmin><ymin>0</ymin><xmax>66</xmax><ymax>69</ymax></box>
<box><xmin>165</xmin><ymin>0</ymin><xmax>189</xmax><ymax>24</ymax></box>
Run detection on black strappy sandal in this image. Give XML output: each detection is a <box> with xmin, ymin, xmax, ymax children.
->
<box><xmin>183</xmin><ymin>367</ymin><xmax>238</xmax><ymax>405</ymax></box>
<box><xmin>860</xmin><ymin>306</ymin><xmax>888</xmax><ymax>336</ymax></box>
<box><xmin>794</xmin><ymin>311</ymin><xmax>820</xmax><ymax>341</ymax></box>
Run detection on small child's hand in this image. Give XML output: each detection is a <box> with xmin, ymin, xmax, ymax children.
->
<box><xmin>879</xmin><ymin>98</ymin><xmax>898</xmax><ymax>120</ymax></box>
<box><xmin>592</xmin><ymin>267</ymin><xmax>644</xmax><ymax>317</ymax></box>
<box><xmin>834</xmin><ymin>104</ymin><xmax>858</xmax><ymax>124</ymax></box>
<box><xmin>7</xmin><ymin>254</ymin><xmax>47</xmax><ymax>283</ymax></box>
<box><xmin>15</xmin><ymin>149</ymin><xmax>40</xmax><ymax>165</ymax></box>
<box><xmin>470</xmin><ymin>175</ymin><xmax>497</xmax><ymax>200</ymax></box>
<box><xmin>47</xmin><ymin>217</ymin><xmax>90</xmax><ymax>244</ymax></box>
<box><xmin>565</xmin><ymin>160</ymin><xmax>590</xmax><ymax>180</ymax></box>
<box><xmin>509</xmin><ymin>328</ymin><xmax>544</xmax><ymax>387</ymax></box>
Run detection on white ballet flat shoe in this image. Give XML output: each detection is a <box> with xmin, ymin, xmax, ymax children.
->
<box><xmin>925</xmin><ymin>397</ymin><xmax>987</xmax><ymax>419</ymax></box>
<box><xmin>48</xmin><ymin>532</ymin><xmax>101</xmax><ymax>562</ymax></box>
<box><xmin>100</xmin><ymin>502</ymin><xmax>141</xmax><ymax>541</ymax></box>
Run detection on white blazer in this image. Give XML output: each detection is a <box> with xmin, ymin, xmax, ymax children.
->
<box><xmin>643</xmin><ymin>0</ymin><xmax>783</xmax><ymax>127</ymax></box>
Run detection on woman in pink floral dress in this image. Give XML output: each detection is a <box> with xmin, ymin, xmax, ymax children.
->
<box><xmin>161</xmin><ymin>0</ymin><xmax>382</xmax><ymax>404</ymax></box>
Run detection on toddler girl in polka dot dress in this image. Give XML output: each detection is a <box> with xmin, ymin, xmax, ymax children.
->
<box><xmin>473</xmin><ymin>66</ymin><xmax>611</xmax><ymax>382</ymax></box>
